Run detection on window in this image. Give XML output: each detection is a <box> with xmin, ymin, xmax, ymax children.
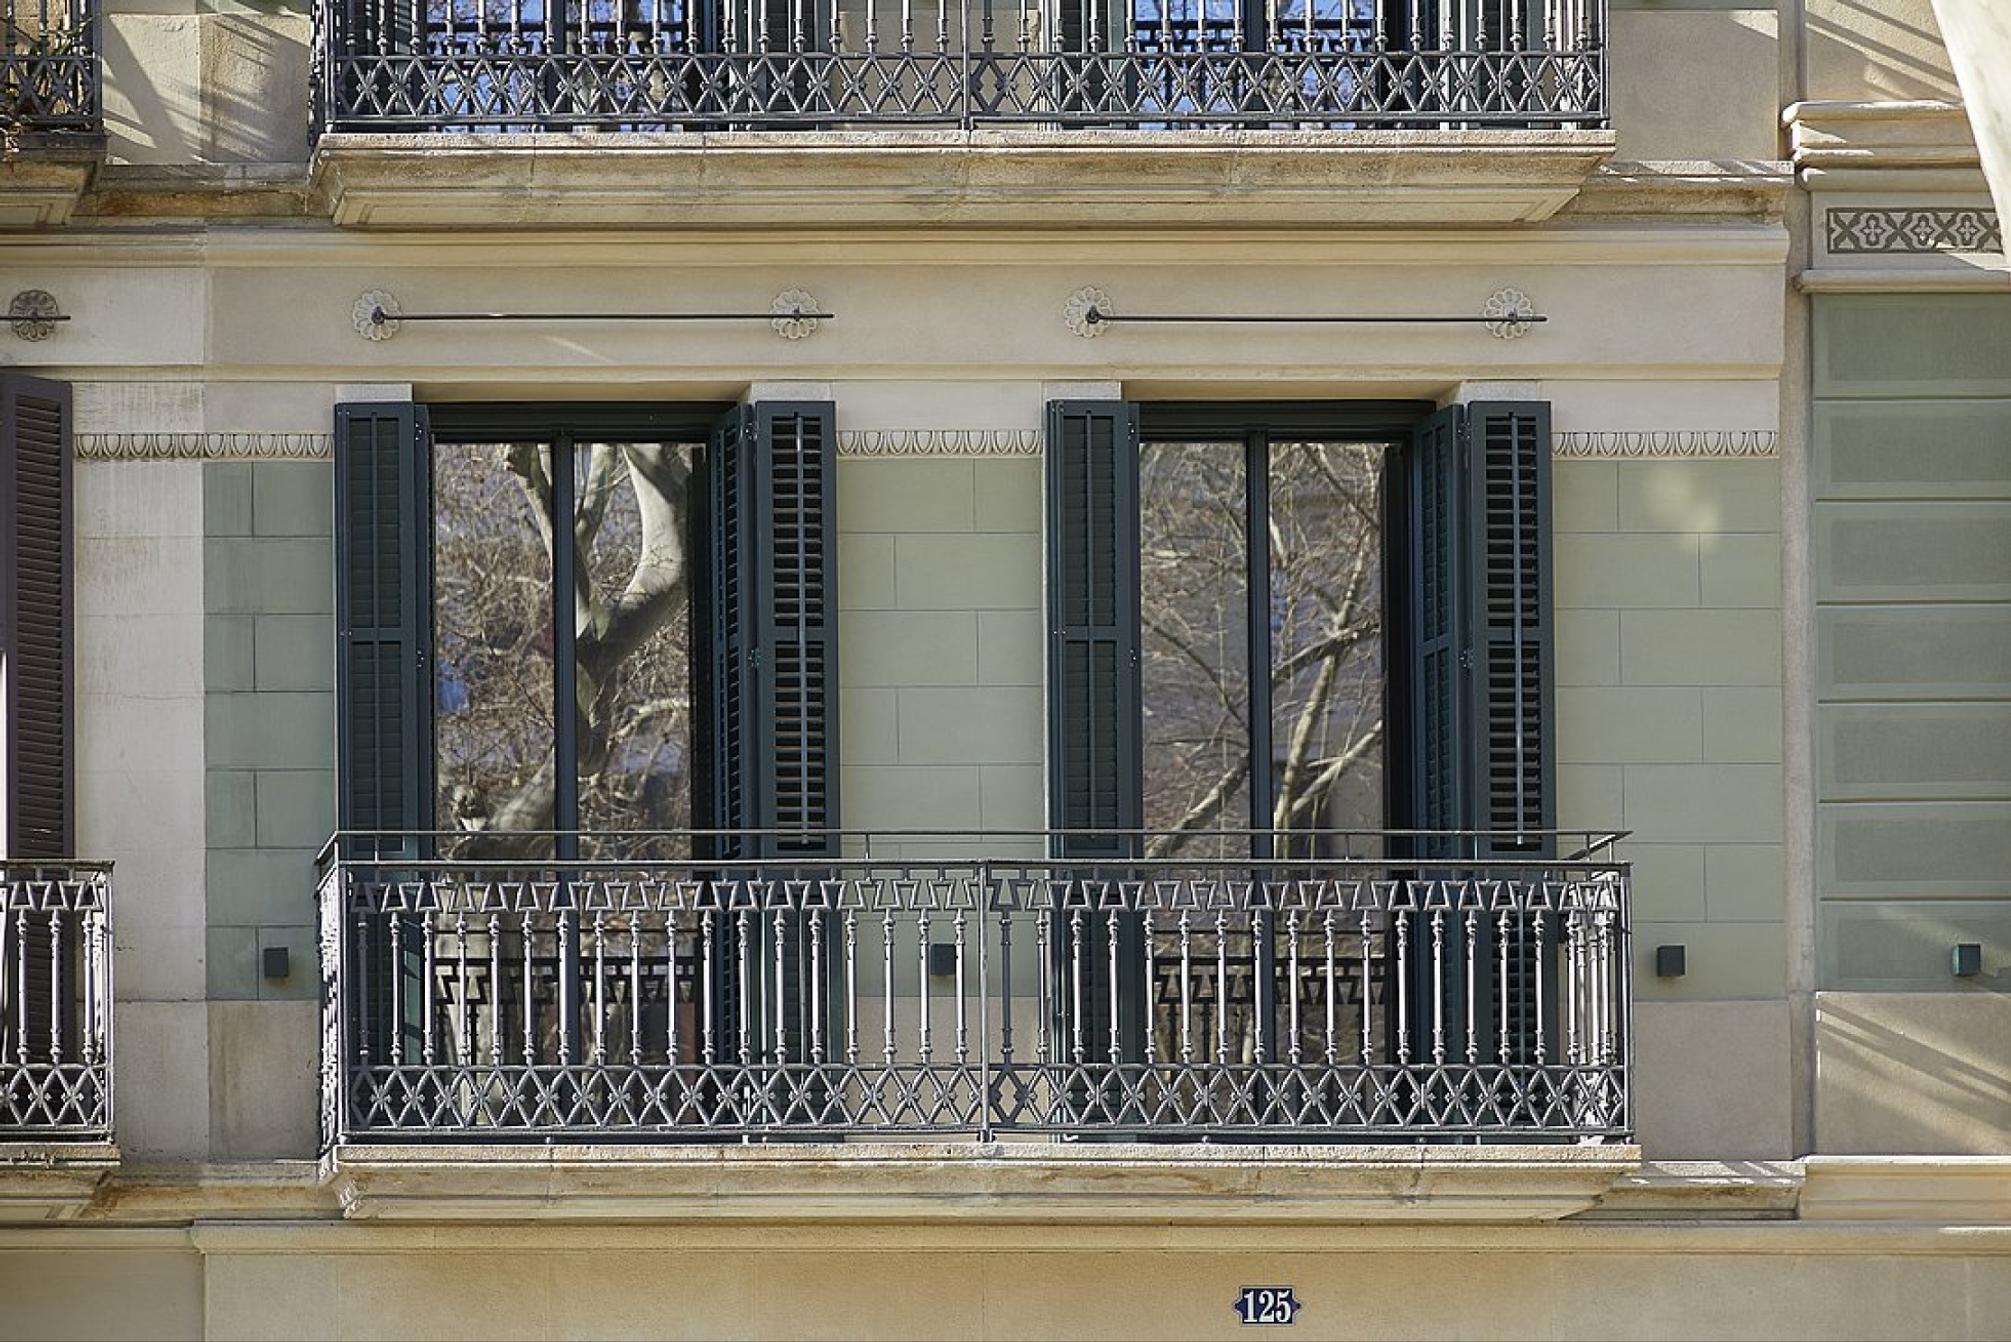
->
<box><xmin>1047</xmin><ymin>398</ymin><xmax>1555</xmax><ymax>856</ymax></box>
<box><xmin>333</xmin><ymin>401</ymin><xmax>838</xmax><ymax>859</ymax></box>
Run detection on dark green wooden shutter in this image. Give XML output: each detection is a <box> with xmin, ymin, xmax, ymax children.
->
<box><xmin>1407</xmin><ymin>405</ymin><xmax>1466</xmax><ymax>858</ymax></box>
<box><xmin>1</xmin><ymin>373</ymin><xmax>73</xmax><ymax>861</ymax></box>
<box><xmin>1465</xmin><ymin>401</ymin><xmax>1555</xmax><ymax>859</ymax></box>
<box><xmin>700</xmin><ymin>402</ymin><xmax>839</xmax><ymax>861</ymax></box>
<box><xmin>1046</xmin><ymin>400</ymin><xmax>1142</xmax><ymax>861</ymax></box>
<box><xmin>334</xmin><ymin>402</ymin><xmax>433</xmax><ymax>859</ymax></box>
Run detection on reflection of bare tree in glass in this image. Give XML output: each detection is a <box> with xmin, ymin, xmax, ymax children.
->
<box><xmin>433</xmin><ymin>442</ymin><xmax>694</xmax><ymax>854</ymax></box>
<box><xmin>1139</xmin><ymin>441</ymin><xmax>1383</xmax><ymax>859</ymax></box>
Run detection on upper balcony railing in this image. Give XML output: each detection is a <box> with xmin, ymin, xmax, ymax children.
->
<box><xmin>2</xmin><ymin>0</ymin><xmax>99</xmax><ymax>137</ymax></box>
<box><xmin>313</xmin><ymin>0</ymin><xmax>1606</xmax><ymax>133</ymax></box>
<box><xmin>0</xmin><ymin>863</ymin><xmax>113</xmax><ymax>1142</ymax></box>
<box><xmin>318</xmin><ymin>829</ymin><xmax>1629</xmax><ymax>1147</ymax></box>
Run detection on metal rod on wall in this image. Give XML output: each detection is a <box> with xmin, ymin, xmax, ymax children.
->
<box><xmin>1082</xmin><ymin>311</ymin><xmax>1547</xmax><ymax>326</ymax></box>
<box><xmin>352</xmin><ymin>289</ymin><xmax>831</xmax><ymax>342</ymax></box>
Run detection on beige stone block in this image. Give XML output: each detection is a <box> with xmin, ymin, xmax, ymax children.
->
<box><xmin>75</xmin><ymin>460</ymin><xmax>204</xmax><ymax>539</ymax></box>
<box><xmin>1701</xmin><ymin>687</ymin><xmax>1783</xmax><ymax>764</ymax></box>
<box><xmin>114</xmin><ymin>999</ymin><xmax>210</xmax><ymax>1160</ymax></box>
<box><xmin>1554</xmin><ymin>533</ymin><xmax>1700</xmax><ymax>609</ymax></box>
<box><xmin>76</xmin><ymin>765</ymin><xmax>204</xmax><ymax>855</ymax></box>
<box><xmin>87</xmin><ymin>843</ymin><xmax>204</xmax><ymax>936</ymax></box>
<box><xmin>77</xmin><ymin>614</ymin><xmax>205</xmax><ymax>698</ymax></box>
<box><xmin>1699</xmin><ymin>533</ymin><xmax>1781</xmax><ymax>609</ymax></box>
<box><xmin>209</xmin><ymin>999</ymin><xmax>321</xmax><ymax>1160</ymax></box>
<box><xmin>114</xmin><ymin>917</ymin><xmax>207</xmax><ymax>1004</ymax></box>
<box><xmin>0</xmin><ymin>1249</ymin><xmax>204</xmax><ymax>1342</ymax></box>
<box><xmin>1631</xmin><ymin>998</ymin><xmax>1792</xmax><ymax>1160</ymax></box>
<box><xmin>1815</xmin><ymin>991</ymin><xmax>2011</xmax><ymax>1154</ymax></box>
<box><xmin>1558</xmin><ymin>764</ymin><xmax>1624</xmax><ymax>832</ymax></box>
<box><xmin>199</xmin><ymin>13</ymin><xmax>312</xmax><ymax>165</ymax></box>
<box><xmin>974</xmin><ymin>457</ymin><xmax>1043</xmax><ymax>532</ymax></box>
<box><xmin>102</xmin><ymin>14</ymin><xmax>202</xmax><ymax>164</ymax></box>
<box><xmin>896</xmin><ymin>533</ymin><xmax>1041</xmax><ymax>610</ymax></box>
<box><xmin>837</xmin><ymin>458</ymin><xmax>976</xmax><ymax>533</ymax></box>
<box><xmin>1616</xmin><ymin>459</ymin><xmax>1782</xmax><ymax>535</ymax></box>
<box><xmin>75</xmin><ymin>535</ymin><xmax>205</xmax><ymax>617</ymax></box>
<box><xmin>838</xmin><ymin>610</ymin><xmax>978</xmax><ymax>687</ymax></box>
<box><xmin>1555</xmin><ymin>609</ymin><xmax>1621</xmax><ymax>686</ymax></box>
<box><xmin>838</xmin><ymin>766</ymin><xmax>981</xmax><ymax>831</ymax></box>
<box><xmin>77</xmin><ymin>693</ymin><xmax>205</xmax><ymax>776</ymax></box>
<box><xmin>1623</xmin><ymin>764</ymin><xmax>1785</xmax><ymax>844</ymax></box>
<box><xmin>837</xmin><ymin>532</ymin><xmax>898</xmax><ymax>610</ymax></box>
<box><xmin>1556</xmin><ymin>686</ymin><xmax>1702</xmax><ymax>764</ymax></box>
<box><xmin>897</xmin><ymin>687</ymin><xmax>1043</xmax><ymax>766</ymax></box>
<box><xmin>1633</xmin><ymin>919</ymin><xmax>1786</xmax><ymax>1000</ymax></box>
<box><xmin>1705</xmin><ymin>843</ymin><xmax>1786</xmax><ymax>923</ymax></box>
<box><xmin>1620</xmin><ymin>609</ymin><xmax>1781</xmax><ymax>686</ymax></box>
<box><xmin>1609</xmin><ymin>8</ymin><xmax>1782</xmax><ymax>162</ymax></box>
<box><xmin>977</xmin><ymin>609</ymin><xmax>1043</xmax><ymax>687</ymax></box>
<box><xmin>839</xmin><ymin>688</ymin><xmax>899</xmax><ymax>766</ymax></box>
<box><xmin>1550</xmin><ymin>460</ymin><xmax>1616</xmax><ymax>534</ymax></box>
<box><xmin>1805</xmin><ymin>0</ymin><xmax>1958</xmax><ymax>102</ymax></box>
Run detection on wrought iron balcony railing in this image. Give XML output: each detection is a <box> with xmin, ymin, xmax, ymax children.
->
<box><xmin>2</xmin><ymin>0</ymin><xmax>99</xmax><ymax>136</ymax></box>
<box><xmin>319</xmin><ymin>830</ymin><xmax>1629</xmax><ymax>1146</ymax></box>
<box><xmin>0</xmin><ymin>863</ymin><xmax>113</xmax><ymax>1141</ymax></box>
<box><xmin>313</xmin><ymin>0</ymin><xmax>1605</xmax><ymax>132</ymax></box>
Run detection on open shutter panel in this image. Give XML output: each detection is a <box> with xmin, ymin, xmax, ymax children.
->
<box><xmin>1</xmin><ymin>374</ymin><xmax>73</xmax><ymax>861</ymax></box>
<box><xmin>1464</xmin><ymin>401</ymin><xmax>1555</xmax><ymax>860</ymax></box>
<box><xmin>1046</xmin><ymin>401</ymin><xmax>1142</xmax><ymax>861</ymax></box>
<box><xmin>700</xmin><ymin>403</ymin><xmax>838</xmax><ymax>860</ymax></box>
<box><xmin>1406</xmin><ymin>405</ymin><xmax>1466</xmax><ymax>858</ymax></box>
<box><xmin>753</xmin><ymin>403</ymin><xmax>839</xmax><ymax>859</ymax></box>
<box><xmin>334</xmin><ymin>402</ymin><xmax>433</xmax><ymax>860</ymax></box>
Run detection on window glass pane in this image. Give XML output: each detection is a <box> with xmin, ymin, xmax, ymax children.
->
<box><xmin>573</xmin><ymin>442</ymin><xmax>697</xmax><ymax>859</ymax></box>
<box><xmin>1268</xmin><ymin>441</ymin><xmax>1384</xmax><ymax>850</ymax></box>
<box><xmin>1139</xmin><ymin>441</ymin><xmax>1250</xmax><ymax>860</ymax></box>
<box><xmin>433</xmin><ymin>442</ymin><xmax>556</xmax><ymax>858</ymax></box>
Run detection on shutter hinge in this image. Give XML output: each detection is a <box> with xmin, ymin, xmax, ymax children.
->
<box><xmin>1458</xmin><ymin>649</ymin><xmax>1473</xmax><ymax>670</ymax></box>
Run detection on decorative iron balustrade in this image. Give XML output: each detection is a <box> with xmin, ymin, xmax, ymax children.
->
<box><xmin>313</xmin><ymin>0</ymin><xmax>1605</xmax><ymax>131</ymax></box>
<box><xmin>319</xmin><ymin>831</ymin><xmax>1629</xmax><ymax>1144</ymax></box>
<box><xmin>0</xmin><ymin>863</ymin><xmax>113</xmax><ymax>1140</ymax></box>
<box><xmin>2</xmin><ymin>0</ymin><xmax>99</xmax><ymax>135</ymax></box>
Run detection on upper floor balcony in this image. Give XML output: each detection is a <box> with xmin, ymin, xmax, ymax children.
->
<box><xmin>312</xmin><ymin>0</ymin><xmax>1606</xmax><ymax>133</ymax></box>
<box><xmin>1</xmin><ymin>0</ymin><xmax>99</xmax><ymax>223</ymax></box>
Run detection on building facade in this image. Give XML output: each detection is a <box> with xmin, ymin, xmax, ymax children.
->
<box><xmin>0</xmin><ymin>0</ymin><xmax>2007</xmax><ymax>1336</ymax></box>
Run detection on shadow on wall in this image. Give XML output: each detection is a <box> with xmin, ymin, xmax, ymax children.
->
<box><xmin>202</xmin><ymin>14</ymin><xmax>313</xmax><ymax>165</ymax></box>
<box><xmin>1815</xmin><ymin>993</ymin><xmax>2011</xmax><ymax>1155</ymax></box>
<box><xmin>1807</xmin><ymin>0</ymin><xmax>1961</xmax><ymax>102</ymax></box>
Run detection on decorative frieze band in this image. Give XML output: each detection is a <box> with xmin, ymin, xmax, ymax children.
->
<box><xmin>1825</xmin><ymin>207</ymin><xmax>2002</xmax><ymax>255</ymax></box>
<box><xmin>1553</xmin><ymin>430</ymin><xmax>1778</xmax><ymax>460</ymax></box>
<box><xmin>75</xmin><ymin>427</ymin><xmax>1778</xmax><ymax>462</ymax></box>
<box><xmin>836</xmin><ymin>429</ymin><xmax>1041</xmax><ymax>458</ymax></box>
<box><xmin>74</xmin><ymin>432</ymin><xmax>335</xmax><ymax>461</ymax></box>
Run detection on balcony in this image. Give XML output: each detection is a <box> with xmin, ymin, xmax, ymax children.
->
<box><xmin>0</xmin><ymin>862</ymin><xmax>113</xmax><ymax>1142</ymax></box>
<box><xmin>318</xmin><ymin>830</ymin><xmax>1630</xmax><ymax>1148</ymax></box>
<box><xmin>0</xmin><ymin>0</ymin><xmax>101</xmax><ymax>225</ymax></box>
<box><xmin>307</xmin><ymin>0</ymin><xmax>1614</xmax><ymax>227</ymax></box>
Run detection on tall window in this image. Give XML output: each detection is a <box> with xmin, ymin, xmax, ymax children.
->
<box><xmin>1137</xmin><ymin>434</ymin><xmax>1385</xmax><ymax>859</ymax></box>
<box><xmin>432</xmin><ymin>439</ymin><xmax>699</xmax><ymax>856</ymax></box>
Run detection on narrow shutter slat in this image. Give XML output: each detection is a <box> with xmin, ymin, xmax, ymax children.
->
<box><xmin>334</xmin><ymin>403</ymin><xmax>433</xmax><ymax>858</ymax></box>
<box><xmin>1046</xmin><ymin>401</ymin><xmax>1142</xmax><ymax>861</ymax></box>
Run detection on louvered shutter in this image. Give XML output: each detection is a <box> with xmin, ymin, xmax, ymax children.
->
<box><xmin>1046</xmin><ymin>401</ymin><xmax>1142</xmax><ymax>862</ymax></box>
<box><xmin>1407</xmin><ymin>406</ymin><xmax>1466</xmax><ymax>860</ymax></box>
<box><xmin>1</xmin><ymin>374</ymin><xmax>72</xmax><ymax>861</ymax></box>
<box><xmin>1</xmin><ymin>375</ymin><xmax>73</xmax><ymax>1068</ymax></box>
<box><xmin>334</xmin><ymin>403</ymin><xmax>434</xmax><ymax>858</ymax></box>
<box><xmin>1464</xmin><ymin>401</ymin><xmax>1555</xmax><ymax>859</ymax></box>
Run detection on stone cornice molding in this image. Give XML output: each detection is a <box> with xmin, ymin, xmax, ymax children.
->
<box><xmin>838</xmin><ymin>429</ymin><xmax>1040</xmax><ymax>458</ymax></box>
<box><xmin>1785</xmin><ymin>100</ymin><xmax>1986</xmax><ymax>193</ymax></box>
<box><xmin>1553</xmin><ymin>430</ymin><xmax>1778</xmax><ymax>459</ymax></box>
<box><xmin>74</xmin><ymin>432</ymin><xmax>335</xmax><ymax>461</ymax></box>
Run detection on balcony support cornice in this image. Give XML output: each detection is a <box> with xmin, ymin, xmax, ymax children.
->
<box><xmin>316</xmin><ymin>1142</ymin><xmax>1641</xmax><ymax>1224</ymax></box>
<box><xmin>308</xmin><ymin>130</ymin><xmax>1617</xmax><ymax>231</ymax></box>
